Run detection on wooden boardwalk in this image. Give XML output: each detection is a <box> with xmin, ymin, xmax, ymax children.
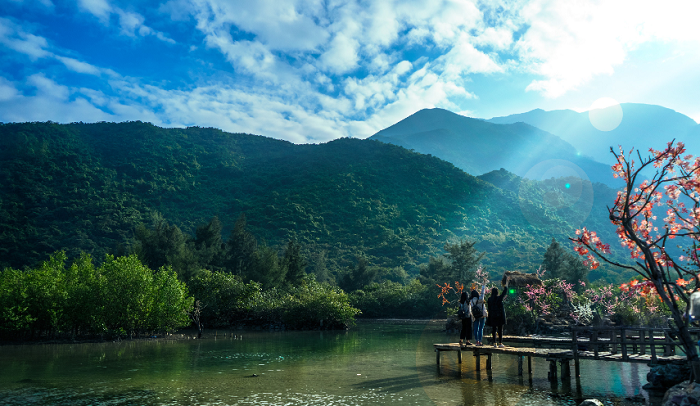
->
<box><xmin>435</xmin><ymin>326</ymin><xmax>699</xmax><ymax>381</ymax></box>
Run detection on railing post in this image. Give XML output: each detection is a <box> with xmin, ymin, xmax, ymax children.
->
<box><xmin>572</xmin><ymin>327</ymin><xmax>580</xmax><ymax>377</ymax></box>
<box><xmin>621</xmin><ymin>328</ymin><xmax>628</xmax><ymax>361</ymax></box>
<box><xmin>664</xmin><ymin>330</ymin><xmax>673</xmax><ymax>356</ymax></box>
<box><xmin>592</xmin><ymin>329</ymin><xmax>599</xmax><ymax>358</ymax></box>
<box><xmin>640</xmin><ymin>329</ymin><xmax>646</xmax><ymax>355</ymax></box>
<box><xmin>611</xmin><ymin>328</ymin><xmax>618</xmax><ymax>354</ymax></box>
<box><xmin>650</xmin><ymin>328</ymin><xmax>657</xmax><ymax>363</ymax></box>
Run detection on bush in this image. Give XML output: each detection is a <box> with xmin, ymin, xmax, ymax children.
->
<box><xmin>188</xmin><ymin>269</ymin><xmax>262</xmax><ymax>327</ymax></box>
<box><xmin>0</xmin><ymin>252</ymin><xmax>193</xmax><ymax>339</ymax></box>
<box><xmin>350</xmin><ymin>279</ymin><xmax>439</xmax><ymax>318</ymax></box>
<box><xmin>279</xmin><ymin>278</ymin><xmax>360</xmax><ymax>329</ymax></box>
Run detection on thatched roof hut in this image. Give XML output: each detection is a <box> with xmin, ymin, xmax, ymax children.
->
<box><xmin>501</xmin><ymin>270</ymin><xmax>543</xmax><ymax>287</ymax></box>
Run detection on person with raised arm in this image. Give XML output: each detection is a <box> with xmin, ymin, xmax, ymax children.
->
<box><xmin>487</xmin><ymin>275</ymin><xmax>511</xmax><ymax>348</ymax></box>
<box><xmin>471</xmin><ymin>279</ymin><xmax>488</xmax><ymax>346</ymax></box>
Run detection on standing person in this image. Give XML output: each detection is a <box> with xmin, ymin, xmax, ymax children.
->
<box><xmin>486</xmin><ymin>276</ymin><xmax>511</xmax><ymax>348</ymax></box>
<box><xmin>458</xmin><ymin>291</ymin><xmax>472</xmax><ymax>347</ymax></box>
<box><xmin>471</xmin><ymin>282</ymin><xmax>488</xmax><ymax>346</ymax></box>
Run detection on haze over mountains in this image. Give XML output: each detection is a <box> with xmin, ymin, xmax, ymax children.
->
<box><xmin>369</xmin><ymin>108</ymin><xmax>617</xmax><ymax>186</ymax></box>
<box><xmin>488</xmin><ymin>103</ymin><xmax>700</xmax><ymax>165</ymax></box>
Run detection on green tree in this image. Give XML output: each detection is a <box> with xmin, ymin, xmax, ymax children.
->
<box><xmin>339</xmin><ymin>257</ymin><xmax>377</xmax><ymax>292</ymax></box>
<box><xmin>418</xmin><ymin>256</ymin><xmax>450</xmax><ymax>285</ymax></box>
<box><xmin>194</xmin><ymin>216</ymin><xmax>225</xmax><ymax>272</ymax></box>
<box><xmin>541</xmin><ymin>238</ymin><xmax>589</xmax><ymax>289</ymax></box>
<box><xmin>444</xmin><ymin>239</ymin><xmax>484</xmax><ymax>282</ymax></box>
<box><xmin>224</xmin><ymin>214</ymin><xmax>258</xmax><ymax>276</ymax></box>
<box><xmin>282</xmin><ymin>239</ymin><xmax>307</xmax><ymax>286</ymax></box>
<box><xmin>542</xmin><ymin>238</ymin><xmax>569</xmax><ymax>280</ymax></box>
<box><xmin>310</xmin><ymin>249</ymin><xmax>334</xmax><ymax>284</ymax></box>
<box><xmin>248</xmin><ymin>244</ymin><xmax>285</xmax><ymax>290</ymax></box>
<box><xmin>133</xmin><ymin>213</ymin><xmax>198</xmax><ymax>281</ymax></box>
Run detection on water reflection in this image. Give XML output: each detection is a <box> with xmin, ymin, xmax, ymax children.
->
<box><xmin>0</xmin><ymin>321</ymin><xmax>651</xmax><ymax>405</ymax></box>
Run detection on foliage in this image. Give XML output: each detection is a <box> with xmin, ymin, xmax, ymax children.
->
<box><xmin>0</xmin><ymin>252</ymin><xmax>193</xmax><ymax>339</ymax></box>
<box><xmin>541</xmin><ymin>238</ymin><xmax>589</xmax><ymax>290</ymax></box>
<box><xmin>350</xmin><ymin>279</ymin><xmax>439</xmax><ymax>318</ymax></box>
<box><xmin>278</xmin><ymin>278</ymin><xmax>360</xmax><ymax>329</ymax></box>
<box><xmin>0</xmin><ymin>121</ymin><xmax>628</xmax><ymax>282</ymax></box>
<box><xmin>570</xmin><ymin>141</ymin><xmax>700</xmax><ymax>372</ymax></box>
<box><xmin>187</xmin><ymin>269</ymin><xmax>262</xmax><ymax>327</ymax></box>
<box><xmin>188</xmin><ymin>270</ymin><xmax>359</xmax><ymax>329</ymax></box>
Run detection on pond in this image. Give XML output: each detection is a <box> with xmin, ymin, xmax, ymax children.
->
<box><xmin>0</xmin><ymin>320</ymin><xmax>652</xmax><ymax>405</ymax></box>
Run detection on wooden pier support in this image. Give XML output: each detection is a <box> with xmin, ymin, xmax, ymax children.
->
<box><xmin>528</xmin><ymin>356</ymin><xmax>532</xmax><ymax>374</ymax></box>
<box><xmin>517</xmin><ymin>355</ymin><xmax>523</xmax><ymax>375</ymax></box>
<box><xmin>561</xmin><ymin>360</ymin><xmax>571</xmax><ymax>379</ymax></box>
<box><xmin>486</xmin><ymin>353</ymin><xmax>492</xmax><ymax>370</ymax></box>
<box><xmin>548</xmin><ymin>360</ymin><xmax>557</xmax><ymax>381</ymax></box>
<box><xmin>475</xmin><ymin>352</ymin><xmax>481</xmax><ymax>371</ymax></box>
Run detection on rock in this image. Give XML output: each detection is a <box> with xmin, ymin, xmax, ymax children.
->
<box><xmin>662</xmin><ymin>381</ymin><xmax>700</xmax><ymax>405</ymax></box>
<box><xmin>625</xmin><ymin>394</ymin><xmax>646</xmax><ymax>403</ymax></box>
<box><xmin>647</xmin><ymin>364</ymin><xmax>692</xmax><ymax>389</ymax></box>
<box><xmin>579</xmin><ymin>399</ymin><xmax>604</xmax><ymax>406</ymax></box>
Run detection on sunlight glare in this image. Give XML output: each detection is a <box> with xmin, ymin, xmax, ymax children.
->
<box><xmin>588</xmin><ymin>97</ymin><xmax>623</xmax><ymax>131</ymax></box>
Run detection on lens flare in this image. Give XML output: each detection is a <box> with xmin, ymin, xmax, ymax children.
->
<box><xmin>589</xmin><ymin>97</ymin><xmax>623</xmax><ymax>132</ymax></box>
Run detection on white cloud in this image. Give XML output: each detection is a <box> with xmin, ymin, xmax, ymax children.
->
<box><xmin>77</xmin><ymin>0</ymin><xmax>112</xmax><ymax>23</ymax></box>
<box><xmin>5</xmin><ymin>0</ymin><xmax>699</xmax><ymax>143</ymax></box>
<box><xmin>0</xmin><ymin>17</ymin><xmax>51</xmax><ymax>59</ymax></box>
<box><xmin>513</xmin><ymin>0</ymin><xmax>700</xmax><ymax>98</ymax></box>
<box><xmin>318</xmin><ymin>33</ymin><xmax>359</xmax><ymax>74</ymax></box>
<box><xmin>76</xmin><ymin>0</ymin><xmax>175</xmax><ymax>44</ymax></box>
<box><xmin>0</xmin><ymin>77</ymin><xmax>18</xmax><ymax>101</ymax></box>
<box><xmin>55</xmin><ymin>56</ymin><xmax>102</xmax><ymax>75</ymax></box>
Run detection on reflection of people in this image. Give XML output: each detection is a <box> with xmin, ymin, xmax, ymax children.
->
<box><xmin>486</xmin><ymin>276</ymin><xmax>511</xmax><ymax>348</ymax></box>
<box><xmin>458</xmin><ymin>291</ymin><xmax>472</xmax><ymax>347</ymax></box>
<box><xmin>471</xmin><ymin>283</ymin><xmax>487</xmax><ymax>346</ymax></box>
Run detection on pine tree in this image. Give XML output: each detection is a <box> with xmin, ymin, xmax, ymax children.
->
<box><xmin>224</xmin><ymin>214</ymin><xmax>257</xmax><ymax>277</ymax></box>
<box><xmin>194</xmin><ymin>216</ymin><xmax>224</xmax><ymax>272</ymax></box>
<box><xmin>444</xmin><ymin>239</ymin><xmax>484</xmax><ymax>282</ymax></box>
<box><xmin>282</xmin><ymin>239</ymin><xmax>307</xmax><ymax>286</ymax></box>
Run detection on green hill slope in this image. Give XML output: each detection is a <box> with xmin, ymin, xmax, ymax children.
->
<box><xmin>0</xmin><ymin>121</ymin><xmax>632</xmax><ymax>281</ymax></box>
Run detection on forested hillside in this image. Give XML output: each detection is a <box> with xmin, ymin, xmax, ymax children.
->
<box><xmin>0</xmin><ymin>121</ymin><xmax>631</xmax><ymax>282</ymax></box>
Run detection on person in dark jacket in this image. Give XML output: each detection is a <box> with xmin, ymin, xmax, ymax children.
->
<box><xmin>458</xmin><ymin>291</ymin><xmax>472</xmax><ymax>347</ymax></box>
<box><xmin>486</xmin><ymin>276</ymin><xmax>511</xmax><ymax>348</ymax></box>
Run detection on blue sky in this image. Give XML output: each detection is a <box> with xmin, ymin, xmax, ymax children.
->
<box><xmin>1</xmin><ymin>0</ymin><xmax>699</xmax><ymax>143</ymax></box>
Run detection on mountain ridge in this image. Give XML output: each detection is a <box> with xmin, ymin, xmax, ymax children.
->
<box><xmin>369</xmin><ymin>107</ymin><xmax>617</xmax><ymax>186</ymax></box>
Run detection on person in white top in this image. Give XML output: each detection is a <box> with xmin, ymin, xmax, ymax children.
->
<box><xmin>471</xmin><ymin>282</ymin><xmax>488</xmax><ymax>346</ymax></box>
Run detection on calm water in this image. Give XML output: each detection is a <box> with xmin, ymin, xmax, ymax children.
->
<box><xmin>0</xmin><ymin>320</ymin><xmax>651</xmax><ymax>405</ymax></box>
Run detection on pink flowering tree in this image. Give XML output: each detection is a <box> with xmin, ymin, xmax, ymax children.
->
<box><xmin>570</xmin><ymin>141</ymin><xmax>700</xmax><ymax>379</ymax></box>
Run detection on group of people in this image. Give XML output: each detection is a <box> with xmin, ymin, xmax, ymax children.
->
<box><xmin>458</xmin><ymin>275</ymin><xmax>511</xmax><ymax>348</ymax></box>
